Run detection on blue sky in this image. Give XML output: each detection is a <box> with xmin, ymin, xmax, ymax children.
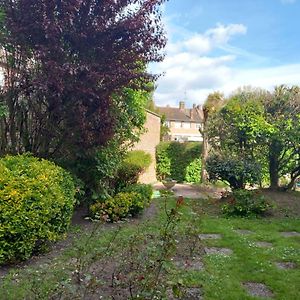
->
<box><xmin>153</xmin><ymin>0</ymin><xmax>300</xmax><ymax>106</ymax></box>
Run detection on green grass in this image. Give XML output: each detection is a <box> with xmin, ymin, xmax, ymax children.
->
<box><xmin>0</xmin><ymin>197</ymin><xmax>299</xmax><ymax>299</ymax></box>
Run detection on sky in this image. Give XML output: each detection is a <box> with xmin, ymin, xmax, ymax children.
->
<box><xmin>152</xmin><ymin>0</ymin><xmax>300</xmax><ymax>107</ymax></box>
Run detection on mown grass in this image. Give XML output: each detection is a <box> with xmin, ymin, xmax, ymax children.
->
<box><xmin>0</xmin><ymin>196</ymin><xmax>299</xmax><ymax>299</ymax></box>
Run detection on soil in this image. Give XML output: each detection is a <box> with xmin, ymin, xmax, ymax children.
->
<box><xmin>262</xmin><ymin>190</ymin><xmax>300</xmax><ymax>218</ymax></box>
<box><xmin>0</xmin><ymin>201</ymin><xmax>158</xmax><ymax>280</ymax></box>
<box><xmin>243</xmin><ymin>282</ymin><xmax>274</xmax><ymax>298</ymax></box>
<box><xmin>167</xmin><ymin>287</ymin><xmax>203</xmax><ymax>300</ymax></box>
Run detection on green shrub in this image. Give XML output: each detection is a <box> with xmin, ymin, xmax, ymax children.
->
<box><xmin>185</xmin><ymin>158</ymin><xmax>201</xmax><ymax>183</ymax></box>
<box><xmin>156</xmin><ymin>142</ymin><xmax>201</xmax><ymax>182</ymax></box>
<box><xmin>0</xmin><ymin>154</ymin><xmax>76</xmax><ymax>264</ymax></box>
<box><xmin>123</xmin><ymin>184</ymin><xmax>153</xmax><ymax>205</ymax></box>
<box><xmin>115</xmin><ymin>150</ymin><xmax>152</xmax><ymax>192</ymax></box>
<box><xmin>206</xmin><ymin>153</ymin><xmax>261</xmax><ymax>190</ymax></box>
<box><xmin>222</xmin><ymin>189</ymin><xmax>272</xmax><ymax>217</ymax></box>
<box><xmin>90</xmin><ymin>192</ymin><xmax>143</xmax><ymax>222</ymax></box>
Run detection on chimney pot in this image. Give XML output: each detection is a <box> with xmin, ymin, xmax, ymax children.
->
<box><xmin>179</xmin><ymin>101</ymin><xmax>185</xmax><ymax>110</ymax></box>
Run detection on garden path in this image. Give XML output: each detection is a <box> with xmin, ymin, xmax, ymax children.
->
<box><xmin>153</xmin><ymin>182</ymin><xmax>219</xmax><ymax>199</ymax></box>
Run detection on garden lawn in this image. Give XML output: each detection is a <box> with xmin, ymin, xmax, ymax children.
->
<box><xmin>0</xmin><ymin>196</ymin><xmax>299</xmax><ymax>300</ymax></box>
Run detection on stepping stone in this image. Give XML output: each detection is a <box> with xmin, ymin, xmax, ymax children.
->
<box><xmin>199</xmin><ymin>233</ymin><xmax>222</xmax><ymax>240</ymax></box>
<box><xmin>275</xmin><ymin>262</ymin><xmax>297</xmax><ymax>270</ymax></box>
<box><xmin>255</xmin><ymin>241</ymin><xmax>273</xmax><ymax>248</ymax></box>
<box><xmin>235</xmin><ymin>229</ymin><xmax>254</xmax><ymax>235</ymax></box>
<box><xmin>173</xmin><ymin>256</ymin><xmax>205</xmax><ymax>271</ymax></box>
<box><xmin>167</xmin><ymin>287</ymin><xmax>203</xmax><ymax>300</ymax></box>
<box><xmin>280</xmin><ymin>231</ymin><xmax>300</xmax><ymax>237</ymax></box>
<box><xmin>204</xmin><ymin>247</ymin><xmax>233</xmax><ymax>256</ymax></box>
<box><xmin>243</xmin><ymin>282</ymin><xmax>273</xmax><ymax>298</ymax></box>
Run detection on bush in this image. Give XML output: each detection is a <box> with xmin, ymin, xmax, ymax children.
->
<box><xmin>123</xmin><ymin>184</ymin><xmax>153</xmax><ymax>205</ymax></box>
<box><xmin>206</xmin><ymin>153</ymin><xmax>261</xmax><ymax>190</ymax></box>
<box><xmin>90</xmin><ymin>192</ymin><xmax>144</xmax><ymax>222</ymax></box>
<box><xmin>156</xmin><ymin>142</ymin><xmax>202</xmax><ymax>182</ymax></box>
<box><xmin>115</xmin><ymin>150</ymin><xmax>152</xmax><ymax>192</ymax></box>
<box><xmin>185</xmin><ymin>158</ymin><xmax>201</xmax><ymax>183</ymax></box>
<box><xmin>0</xmin><ymin>154</ymin><xmax>76</xmax><ymax>264</ymax></box>
<box><xmin>222</xmin><ymin>189</ymin><xmax>272</xmax><ymax>217</ymax></box>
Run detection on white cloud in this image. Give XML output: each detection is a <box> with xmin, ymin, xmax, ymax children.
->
<box><xmin>152</xmin><ymin>23</ymin><xmax>247</xmax><ymax>106</ymax></box>
<box><xmin>281</xmin><ymin>0</ymin><xmax>296</xmax><ymax>4</ymax></box>
<box><xmin>152</xmin><ymin>21</ymin><xmax>300</xmax><ymax>107</ymax></box>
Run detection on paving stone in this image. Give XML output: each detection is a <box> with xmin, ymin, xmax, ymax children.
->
<box><xmin>275</xmin><ymin>262</ymin><xmax>297</xmax><ymax>270</ymax></box>
<box><xmin>235</xmin><ymin>229</ymin><xmax>254</xmax><ymax>235</ymax></box>
<box><xmin>243</xmin><ymin>282</ymin><xmax>274</xmax><ymax>298</ymax></box>
<box><xmin>198</xmin><ymin>233</ymin><xmax>222</xmax><ymax>240</ymax></box>
<box><xmin>280</xmin><ymin>231</ymin><xmax>300</xmax><ymax>237</ymax></box>
<box><xmin>167</xmin><ymin>287</ymin><xmax>203</xmax><ymax>300</ymax></box>
<box><xmin>173</xmin><ymin>256</ymin><xmax>205</xmax><ymax>271</ymax></box>
<box><xmin>204</xmin><ymin>247</ymin><xmax>233</xmax><ymax>256</ymax></box>
<box><xmin>255</xmin><ymin>241</ymin><xmax>273</xmax><ymax>248</ymax></box>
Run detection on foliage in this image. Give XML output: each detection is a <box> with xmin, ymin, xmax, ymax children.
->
<box><xmin>222</xmin><ymin>189</ymin><xmax>272</xmax><ymax>217</ymax></box>
<box><xmin>0</xmin><ymin>0</ymin><xmax>166</xmax><ymax>159</ymax></box>
<box><xmin>115</xmin><ymin>150</ymin><xmax>152</xmax><ymax>192</ymax></box>
<box><xmin>156</xmin><ymin>142</ymin><xmax>202</xmax><ymax>182</ymax></box>
<box><xmin>59</xmin><ymin>88</ymin><xmax>149</xmax><ymax>201</ymax></box>
<box><xmin>1</xmin><ymin>195</ymin><xmax>300</xmax><ymax>299</ymax></box>
<box><xmin>122</xmin><ymin>183</ymin><xmax>153</xmax><ymax>204</ymax></box>
<box><xmin>185</xmin><ymin>158</ymin><xmax>202</xmax><ymax>183</ymax></box>
<box><xmin>208</xmin><ymin>86</ymin><xmax>300</xmax><ymax>190</ymax></box>
<box><xmin>90</xmin><ymin>192</ymin><xmax>145</xmax><ymax>222</ymax></box>
<box><xmin>206</xmin><ymin>152</ymin><xmax>261</xmax><ymax>190</ymax></box>
<box><xmin>0</xmin><ymin>154</ymin><xmax>75</xmax><ymax>264</ymax></box>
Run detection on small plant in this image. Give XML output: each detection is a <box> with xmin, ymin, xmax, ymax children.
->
<box><xmin>222</xmin><ymin>189</ymin><xmax>272</xmax><ymax>217</ymax></box>
<box><xmin>122</xmin><ymin>183</ymin><xmax>153</xmax><ymax>204</ymax></box>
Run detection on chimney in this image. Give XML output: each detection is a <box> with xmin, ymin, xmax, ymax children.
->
<box><xmin>179</xmin><ymin>101</ymin><xmax>185</xmax><ymax>110</ymax></box>
<box><xmin>193</xmin><ymin>104</ymin><xmax>196</xmax><ymax>109</ymax></box>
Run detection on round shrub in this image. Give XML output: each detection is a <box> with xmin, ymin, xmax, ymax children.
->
<box><xmin>115</xmin><ymin>150</ymin><xmax>152</xmax><ymax>192</ymax></box>
<box><xmin>0</xmin><ymin>154</ymin><xmax>76</xmax><ymax>264</ymax></box>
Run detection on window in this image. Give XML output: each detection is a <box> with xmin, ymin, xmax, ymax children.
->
<box><xmin>196</xmin><ymin>123</ymin><xmax>201</xmax><ymax>129</ymax></box>
<box><xmin>174</xmin><ymin>122</ymin><xmax>181</xmax><ymax>128</ymax></box>
<box><xmin>181</xmin><ymin>122</ymin><xmax>191</xmax><ymax>129</ymax></box>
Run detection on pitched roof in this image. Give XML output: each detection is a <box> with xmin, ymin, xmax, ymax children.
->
<box><xmin>157</xmin><ymin>106</ymin><xmax>203</xmax><ymax>123</ymax></box>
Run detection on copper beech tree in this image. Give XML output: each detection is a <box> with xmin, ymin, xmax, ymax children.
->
<box><xmin>0</xmin><ymin>0</ymin><xmax>166</xmax><ymax>159</ymax></box>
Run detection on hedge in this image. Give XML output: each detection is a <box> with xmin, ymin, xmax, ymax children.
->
<box><xmin>0</xmin><ymin>154</ymin><xmax>76</xmax><ymax>264</ymax></box>
<box><xmin>156</xmin><ymin>142</ymin><xmax>202</xmax><ymax>182</ymax></box>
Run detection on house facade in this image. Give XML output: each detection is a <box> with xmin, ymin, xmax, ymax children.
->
<box><xmin>157</xmin><ymin>101</ymin><xmax>203</xmax><ymax>142</ymax></box>
<box><xmin>132</xmin><ymin>109</ymin><xmax>161</xmax><ymax>183</ymax></box>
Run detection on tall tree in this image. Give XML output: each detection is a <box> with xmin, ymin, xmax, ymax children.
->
<box><xmin>264</xmin><ymin>85</ymin><xmax>300</xmax><ymax>189</ymax></box>
<box><xmin>198</xmin><ymin>91</ymin><xmax>224</xmax><ymax>183</ymax></box>
<box><xmin>0</xmin><ymin>0</ymin><xmax>166</xmax><ymax>159</ymax></box>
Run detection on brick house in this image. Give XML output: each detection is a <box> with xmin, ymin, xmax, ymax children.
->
<box><xmin>157</xmin><ymin>101</ymin><xmax>204</xmax><ymax>142</ymax></box>
<box><xmin>132</xmin><ymin>109</ymin><xmax>161</xmax><ymax>184</ymax></box>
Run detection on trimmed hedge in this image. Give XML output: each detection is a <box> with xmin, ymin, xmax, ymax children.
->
<box><xmin>0</xmin><ymin>154</ymin><xmax>76</xmax><ymax>264</ymax></box>
<box><xmin>156</xmin><ymin>142</ymin><xmax>202</xmax><ymax>182</ymax></box>
<box><xmin>115</xmin><ymin>150</ymin><xmax>152</xmax><ymax>192</ymax></box>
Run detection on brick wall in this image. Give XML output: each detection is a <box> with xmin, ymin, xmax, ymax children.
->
<box><xmin>132</xmin><ymin>110</ymin><xmax>161</xmax><ymax>184</ymax></box>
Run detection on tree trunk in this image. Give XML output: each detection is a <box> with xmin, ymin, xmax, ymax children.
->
<box><xmin>269</xmin><ymin>141</ymin><xmax>280</xmax><ymax>190</ymax></box>
<box><xmin>201</xmin><ymin>129</ymin><xmax>209</xmax><ymax>183</ymax></box>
